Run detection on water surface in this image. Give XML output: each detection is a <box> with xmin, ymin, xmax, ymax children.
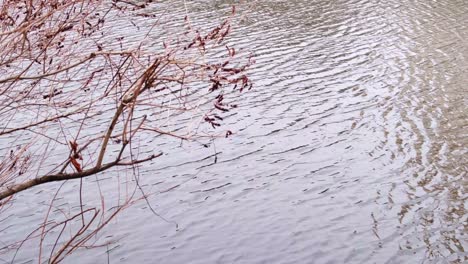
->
<box><xmin>2</xmin><ymin>0</ymin><xmax>467</xmax><ymax>263</ymax></box>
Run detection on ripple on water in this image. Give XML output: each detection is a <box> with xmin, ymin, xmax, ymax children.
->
<box><xmin>2</xmin><ymin>0</ymin><xmax>467</xmax><ymax>263</ymax></box>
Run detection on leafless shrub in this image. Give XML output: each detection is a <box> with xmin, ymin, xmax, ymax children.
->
<box><xmin>0</xmin><ymin>0</ymin><xmax>253</xmax><ymax>262</ymax></box>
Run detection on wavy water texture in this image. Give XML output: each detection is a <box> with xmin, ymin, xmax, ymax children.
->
<box><xmin>1</xmin><ymin>0</ymin><xmax>467</xmax><ymax>263</ymax></box>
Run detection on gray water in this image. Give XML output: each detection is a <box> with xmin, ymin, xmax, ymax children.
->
<box><xmin>2</xmin><ymin>0</ymin><xmax>468</xmax><ymax>263</ymax></box>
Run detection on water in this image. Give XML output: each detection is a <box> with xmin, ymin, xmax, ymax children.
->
<box><xmin>1</xmin><ymin>0</ymin><xmax>467</xmax><ymax>263</ymax></box>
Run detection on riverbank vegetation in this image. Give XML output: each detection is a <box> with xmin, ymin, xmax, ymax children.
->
<box><xmin>0</xmin><ymin>0</ymin><xmax>252</xmax><ymax>262</ymax></box>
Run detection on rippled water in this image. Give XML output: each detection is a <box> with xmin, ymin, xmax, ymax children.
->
<box><xmin>3</xmin><ymin>0</ymin><xmax>468</xmax><ymax>263</ymax></box>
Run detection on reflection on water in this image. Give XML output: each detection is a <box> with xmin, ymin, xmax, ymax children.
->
<box><xmin>2</xmin><ymin>0</ymin><xmax>467</xmax><ymax>263</ymax></box>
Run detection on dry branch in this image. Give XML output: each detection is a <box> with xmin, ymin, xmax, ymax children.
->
<box><xmin>0</xmin><ymin>0</ymin><xmax>252</xmax><ymax>262</ymax></box>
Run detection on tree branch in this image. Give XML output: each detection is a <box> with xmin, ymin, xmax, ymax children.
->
<box><xmin>0</xmin><ymin>153</ymin><xmax>162</xmax><ymax>202</ymax></box>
